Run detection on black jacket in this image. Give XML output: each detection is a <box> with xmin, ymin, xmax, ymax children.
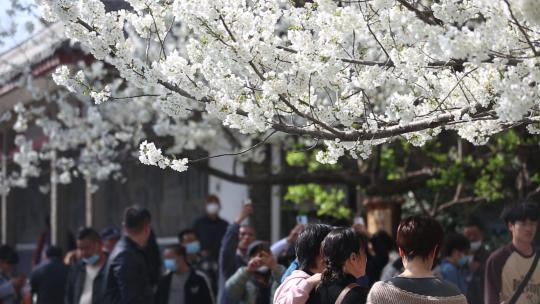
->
<box><xmin>30</xmin><ymin>258</ymin><xmax>70</xmax><ymax>304</ymax></box>
<box><xmin>218</xmin><ymin>223</ymin><xmax>247</xmax><ymax>304</ymax></box>
<box><xmin>155</xmin><ymin>269</ymin><xmax>214</xmax><ymax>304</ymax></box>
<box><xmin>308</xmin><ymin>274</ymin><xmax>368</xmax><ymax>304</ymax></box>
<box><xmin>144</xmin><ymin>230</ymin><xmax>162</xmax><ymax>289</ymax></box>
<box><xmin>467</xmin><ymin>246</ymin><xmax>490</xmax><ymax>304</ymax></box>
<box><xmin>103</xmin><ymin>236</ymin><xmax>154</xmax><ymax>304</ymax></box>
<box><xmin>64</xmin><ymin>259</ymin><xmax>107</xmax><ymax>304</ymax></box>
<box><xmin>193</xmin><ymin>216</ymin><xmax>229</xmax><ymax>260</ymax></box>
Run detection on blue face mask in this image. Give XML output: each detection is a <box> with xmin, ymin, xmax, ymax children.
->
<box><xmin>164</xmin><ymin>259</ymin><xmax>177</xmax><ymax>272</ymax></box>
<box><xmin>458</xmin><ymin>256</ymin><xmax>469</xmax><ymax>266</ymax></box>
<box><xmin>83</xmin><ymin>254</ymin><xmax>100</xmax><ymax>265</ymax></box>
<box><xmin>186</xmin><ymin>241</ymin><xmax>201</xmax><ymax>255</ymax></box>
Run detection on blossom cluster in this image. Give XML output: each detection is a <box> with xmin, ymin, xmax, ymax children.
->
<box><xmin>35</xmin><ymin>0</ymin><xmax>540</xmax><ymax>168</ymax></box>
<box><xmin>139</xmin><ymin>141</ymin><xmax>188</xmax><ymax>172</ymax></box>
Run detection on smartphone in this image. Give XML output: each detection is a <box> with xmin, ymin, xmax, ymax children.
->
<box><xmin>354</xmin><ymin>216</ymin><xmax>365</xmax><ymax>226</ymax></box>
<box><xmin>296</xmin><ymin>215</ymin><xmax>308</xmax><ymax>225</ymax></box>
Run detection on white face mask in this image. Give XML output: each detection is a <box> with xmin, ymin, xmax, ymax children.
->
<box><xmin>470</xmin><ymin>241</ymin><xmax>482</xmax><ymax>252</ymax></box>
<box><xmin>206</xmin><ymin>203</ymin><xmax>220</xmax><ymax>215</ymax></box>
<box><xmin>256</xmin><ymin>266</ymin><xmax>270</xmax><ymax>274</ymax></box>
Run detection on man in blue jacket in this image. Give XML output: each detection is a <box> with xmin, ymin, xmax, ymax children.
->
<box><xmin>218</xmin><ymin>202</ymin><xmax>257</xmax><ymax>304</ymax></box>
<box><xmin>30</xmin><ymin>246</ymin><xmax>69</xmax><ymax>304</ymax></box>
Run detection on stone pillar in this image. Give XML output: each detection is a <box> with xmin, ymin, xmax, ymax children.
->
<box><xmin>270</xmin><ymin>145</ymin><xmax>281</xmax><ymax>244</ymax></box>
<box><xmin>50</xmin><ymin>151</ymin><xmax>69</xmax><ymax>250</ymax></box>
<box><xmin>85</xmin><ymin>174</ymin><xmax>93</xmax><ymax>227</ymax></box>
<box><xmin>1</xmin><ymin>153</ymin><xmax>7</xmax><ymax>244</ymax></box>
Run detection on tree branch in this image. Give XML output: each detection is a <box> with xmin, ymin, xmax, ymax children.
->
<box><xmin>395</xmin><ymin>0</ymin><xmax>444</xmax><ymax>26</ymax></box>
<box><xmin>435</xmin><ymin>196</ymin><xmax>486</xmax><ymax>215</ymax></box>
<box><xmin>503</xmin><ymin>0</ymin><xmax>539</xmax><ymax>57</ymax></box>
<box><xmin>192</xmin><ymin>162</ymin><xmax>434</xmax><ymax>196</ymax></box>
<box><xmin>273</xmin><ymin>106</ymin><xmax>476</xmax><ymax>141</ymax></box>
<box><xmin>189</xmin><ymin>131</ymin><xmax>277</xmax><ymax>163</ymax></box>
<box><xmin>364</xmin><ymin>168</ymin><xmax>435</xmax><ymax>195</ymax></box>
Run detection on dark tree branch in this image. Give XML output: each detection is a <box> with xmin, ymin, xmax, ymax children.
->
<box><xmin>435</xmin><ymin>196</ymin><xmax>486</xmax><ymax>215</ymax></box>
<box><xmin>191</xmin><ymin>162</ymin><xmax>370</xmax><ymax>185</ymax></box>
<box><xmin>192</xmin><ymin>162</ymin><xmax>434</xmax><ymax>196</ymax></box>
<box><xmin>395</xmin><ymin>0</ymin><xmax>444</xmax><ymax>26</ymax></box>
<box><xmin>503</xmin><ymin>0</ymin><xmax>539</xmax><ymax>57</ymax></box>
<box><xmin>527</xmin><ymin>184</ymin><xmax>540</xmax><ymax>199</ymax></box>
<box><xmin>272</xmin><ymin>106</ymin><xmax>477</xmax><ymax>141</ymax></box>
<box><xmin>364</xmin><ymin>168</ymin><xmax>434</xmax><ymax>195</ymax></box>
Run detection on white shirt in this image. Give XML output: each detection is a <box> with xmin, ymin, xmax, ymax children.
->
<box><xmin>79</xmin><ymin>264</ymin><xmax>101</xmax><ymax>304</ymax></box>
<box><xmin>168</xmin><ymin>272</ymin><xmax>189</xmax><ymax>304</ymax></box>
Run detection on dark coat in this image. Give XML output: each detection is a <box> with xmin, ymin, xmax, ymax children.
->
<box><xmin>217</xmin><ymin>223</ymin><xmax>247</xmax><ymax>304</ymax></box>
<box><xmin>144</xmin><ymin>230</ymin><xmax>162</xmax><ymax>289</ymax></box>
<box><xmin>64</xmin><ymin>259</ymin><xmax>107</xmax><ymax>304</ymax></box>
<box><xmin>30</xmin><ymin>258</ymin><xmax>70</xmax><ymax>304</ymax></box>
<box><xmin>155</xmin><ymin>269</ymin><xmax>214</xmax><ymax>304</ymax></box>
<box><xmin>193</xmin><ymin>216</ymin><xmax>229</xmax><ymax>260</ymax></box>
<box><xmin>467</xmin><ymin>246</ymin><xmax>490</xmax><ymax>304</ymax></box>
<box><xmin>308</xmin><ymin>274</ymin><xmax>368</xmax><ymax>304</ymax></box>
<box><xmin>103</xmin><ymin>236</ymin><xmax>154</xmax><ymax>304</ymax></box>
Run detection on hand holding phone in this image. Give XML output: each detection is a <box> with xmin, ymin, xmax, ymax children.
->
<box><xmin>354</xmin><ymin>216</ymin><xmax>365</xmax><ymax>226</ymax></box>
<box><xmin>296</xmin><ymin>215</ymin><xmax>308</xmax><ymax>225</ymax></box>
<box><xmin>236</xmin><ymin>198</ymin><xmax>254</xmax><ymax>224</ymax></box>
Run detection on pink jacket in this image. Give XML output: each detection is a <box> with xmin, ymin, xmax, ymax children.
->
<box><xmin>273</xmin><ymin>270</ymin><xmax>317</xmax><ymax>304</ymax></box>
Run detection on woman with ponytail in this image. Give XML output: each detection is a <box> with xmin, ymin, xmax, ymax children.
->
<box><xmin>308</xmin><ymin>227</ymin><xmax>368</xmax><ymax>304</ymax></box>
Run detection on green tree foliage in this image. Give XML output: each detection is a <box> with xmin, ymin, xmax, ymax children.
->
<box><xmin>283</xmin><ymin>128</ymin><xmax>540</xmax><ymax>222</ymax></box>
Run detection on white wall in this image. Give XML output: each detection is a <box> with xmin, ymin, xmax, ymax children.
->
<box><xmin>209</xmin><ymin>152</ymin><xmax>248</xmax><ymax>224</ymax></box>
<box><xmin>208</xmin><ymin>143</ymin><xmax>282</xmax><ymax>243</ymax></box>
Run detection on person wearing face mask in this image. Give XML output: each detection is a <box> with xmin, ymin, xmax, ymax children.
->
<box><xmin>65</xmin><ymin>227</ymin><xmax>107</xmax><ymax>304</ymax></box>
<box><xmin>193</xmin><ymin>195</ymin><xmax>229</xmax><ymax>262</ymax></box>
<box><xmin>308</xmin><ymin>227</ymin><xmax>369</xmax><ymax>304</ymax></box>
<box><xmin>462</xmin><ymin>218</ymin><xmax>489</xmax><ymax>304</ymax></box>
<box><xmin>29</xmin><ymin>246</ymin><xmax>69</xmax><ymax>304</ymax></box>
<box><xmin>0</xmin><ymin>244</ymin><xmax>26</xmax><ymax>304</ymax></box>
<box><xmin>103</xmin><ymin>206</ymin><xmax>154</xmax><ymax>304</ymax></box>
<box><xmin>485</xmin><ymin>201</ymin><xmax>540</xmax><ymax>304</ymax></box>
<box><xmin>439</xmin><ymin>233</ymin><xmax>471</xmax><ymax>295</ymax></box>
<box><xmin>155</xmin><ymin>245</ymin><xmax>214</xmax><ymax>304</ymax></box>
<box><xmin>225</xmin><ymin>241</ymin><xmax>285</xmax><ymax>304</ymax></box>
<box><xmin>178</xmin><ymin>229</ymin><xmax>218</xmax><ymax>294</ymax></box>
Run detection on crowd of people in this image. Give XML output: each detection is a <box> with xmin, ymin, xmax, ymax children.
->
<box><xmin>0</xmin><ymin>195</ymin><xmax>539</xmax><ymax>304</ymax></box>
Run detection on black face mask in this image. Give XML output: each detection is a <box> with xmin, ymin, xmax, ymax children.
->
<box><xmin>254</xmin><ymin>271</ymin><xmax>272</xmax><ymax>286</ymax></box>
<box><xmin>254</xmin><ymin>274</ymin><xmax>271</xmax><ymax>304</ymax></box>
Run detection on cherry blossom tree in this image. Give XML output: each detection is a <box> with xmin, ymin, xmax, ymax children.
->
<box><xmin>38</xmin><ymin>0</ymin><xmax>540</xmax><ymax>174</ymax></box>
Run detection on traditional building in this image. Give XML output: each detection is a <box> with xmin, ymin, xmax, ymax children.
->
<box><xmin>0</xmin><ymin>19</ymin><xmax>283</xmax><ymax>274</ymax></box>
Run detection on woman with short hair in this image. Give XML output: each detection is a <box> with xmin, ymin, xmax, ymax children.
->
<box><xmin>367</xmin><ymin>216</ymin><xmax>467</xmax><ymax>304</ymax></box>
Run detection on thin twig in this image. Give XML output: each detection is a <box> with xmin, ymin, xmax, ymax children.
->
<box><xmin>189</xmin><ymin>131</ymin><xmax>277</xmax><ymax>163</ymax></box>
<box><xmin>504</xmin><ymin>0</ymin><xmax>539</xmax><ymax>57</ymax></box>
<box><xmin>111</xmin><ymin>94</ymin><xmax>161</xmax><ymax>100</ymax></box>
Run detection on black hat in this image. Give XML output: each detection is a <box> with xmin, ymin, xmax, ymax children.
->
<box><xmin>0</xmin><ymin>245</ymin><xmax>19</xmax><ymax>265</ymax></box>
<box><xmin>247</xmin><ymin>240</ymin><xmax>269</xmax><ymax>258</ymax></box>
<box><xmin>101</xmin><ymin>227</ymin><xmax>121</xmax><ymax>240</ymax></box>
